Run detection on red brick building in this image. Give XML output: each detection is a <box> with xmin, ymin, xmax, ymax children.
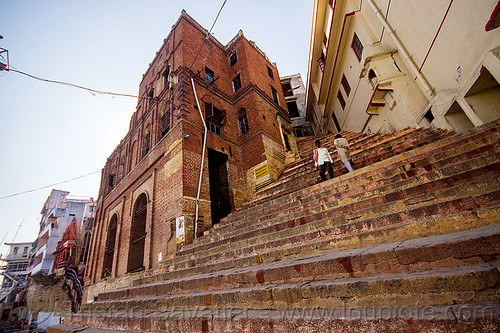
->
<box><xmin>84</xmin><ymin>11</ymin><xmax>297</xmax><ymax>293</ymax></box>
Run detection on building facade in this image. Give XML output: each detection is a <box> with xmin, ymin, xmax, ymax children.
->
<box><xmin>29</xmin><ymin>190</ymin><xmax>94</xmax><ymax>279</ymax></box>
<box><xmin>84</xmin><ymin>11</ymin><xmax>296</xmax><ymax>300</ymax></box>
<box><xmin>306</xmin><ymin>0</ymin><xmax>500</xmax><ymax>135</ymax></box>
<box><xmin>0</xmin><ymin>242</ymin><xmax>31</xmax><ymax>321</ymax></box>
<box><xmin>281</xmin><ymin>73</ymin><xmax>312</xmax><ymax>137</ymax></box>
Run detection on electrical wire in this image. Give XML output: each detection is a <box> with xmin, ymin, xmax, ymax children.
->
<box><xmin>8</xmin><ymin>68</ymin><xmax>139</xmax><ymax>99</ymax></box>
<box><xmin>0</xmin><ymin>0</ymin><xmax>229</xmax><ymax>201</ymax></box>
<box><xmin>6</xmin><ymin>0</ymin><xmax>228</xmax><ymax>108</ymax></box>
<box><xmin>0</xmin><ymin>171</ymin><xmax>100</xmax><ymax>200</ymax></box>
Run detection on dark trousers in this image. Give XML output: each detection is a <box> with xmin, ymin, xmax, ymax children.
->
<box><xmin>319</xmin><ymin>162</ymin><xmax>334</xmax><ymax>181</ymax></box>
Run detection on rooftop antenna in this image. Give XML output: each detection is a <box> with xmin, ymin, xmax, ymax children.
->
<box><xmin>0</xmin><ymin>232</ymin><xmax>7</xmax><ymax>261</ymax></box>
<box><xmin>10</xmin><ymin>218</ymin><xmax>24</xmax><ymax>243</ymax></box>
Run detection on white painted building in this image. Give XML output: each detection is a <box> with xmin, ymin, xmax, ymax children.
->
<box><xmin>29</xmin><ymin>189</ymin><xmax>94</xmax><ymax>279</ymax></box>
<box><xmin>281</xmin><ymin>73</ymin><xmax>312</xmax><ymax>137</ymax></box>
<box><xmin>306</xmin><ymin>0</ymin><xmax>500</xmax><ymax>134</ymax></box>
<box><xmin>0</xmin><ymin>242</ymin><xmax>31</xmax><ymax>303</ymax></box>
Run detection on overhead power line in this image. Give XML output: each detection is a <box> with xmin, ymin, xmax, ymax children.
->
<box><xmin>8</xmin><ymin>68</ymin><xmax>139</xmax><ymax>99</ymax></box>
<box><xmin>0</xmin><ymin>171</ymin><xmax>101</xmax><ymax>200</ymax></box>
<box><xmin>0</xmin><ymin>0</ymin><xmax>229</xmax><ymax>202</ymax></box>
<box><xmin>5</xmin><ymin>0</ymin><xmax>228</xmax><ymax>107</ymax></box>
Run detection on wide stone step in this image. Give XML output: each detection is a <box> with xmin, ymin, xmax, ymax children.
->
<box><xmin>178</xmin><ymin>161</ymin><xmax>500</xmax><ymax>261</ymax></box>
<box><xmin>97</xmin><ymin>225</ymin><xmax>500</xmax><ymax>301</ymax></box>
<box><xmin>161</xmin><ymin>198</ymin><xmax>500</xmax><ymax>285</ymax></box>
<box><xmin>263</xmin><ymin>120</ymin><xmax>498</xmax><ymax>205</ymax></box>
<box><xmin>192</xmin><ymin>147</ymin><xmax>500</xmax><ymax>251</ymax></box>
<box><xmin>216</xmin><ymin>122</ymin><xmax>499</xmax><ymax>231</ymax></box>
<box><xmin>62</xmin><ymin>302</ymin><xmax>500</xmax><ymax>333</ymax></box>
<box><xmin>258</xmin><ymin>128</ymin><xmax>440</xmax><ymax>198</ymax></box>
<box><xmin>83</xmin><ymin>263</ymin><xmax>500</xmax><ymax>314</ymax></box>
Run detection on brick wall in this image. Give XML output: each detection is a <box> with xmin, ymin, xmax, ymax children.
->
<box><xmin>84</xmin><ymin>11</ymin><xmax>295</xmax><ymax>296</ymax></box>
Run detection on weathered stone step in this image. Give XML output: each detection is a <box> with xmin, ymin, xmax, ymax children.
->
<box><xmin>264</xmin><ymin>120</ymin><xmax>498</xmax><ymax>205</ymax></box>
<box><xmin>83</xmin><ymin>263</ymin><xmax>500</xmax><ymax>314</ymax></box>
<box><xmin>259</xmin><ymin>128</ymin><xmax>438</xmax><ymax>197</ymax></box>
<box><xmin>164</xmin><ymin>194</ymin><xmax>500</xmax><ymax>281</ymax></box>
<box><xmin>195</xmin><ymin>149</ymin><xmax>500</xmax><ymax>250</ymax></box>
<box><xmin>181</xmin><ymin>158</ymin><xmax>500</xmax><ymax>258</ymax></box>
<box><xmin>97</xmin><ymin>224</ymin><xmax>500</xmax><ymax>301</ymax></box>
<box><xmin>281</xmin><ymin>128</ymin><xmax>446</xmax><ymax>183</ymax></box>
<box><xmin>62</xmin><ymin>302</ymin><xmax>500</xmax><ymax>333</ymax></box>
<box><xmin>220</xmin><ymin>121</ymin><xmax>499</xmax><ymax>229</ymax></box>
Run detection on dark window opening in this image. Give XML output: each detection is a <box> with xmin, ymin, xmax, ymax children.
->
<box><xmin>108</xmin><ymin>174</ymin><xmax>115</xmax><ymax>188</ymax></box>
<box><xmin>205</xmin><ymin>67</ymin><xmax>215</xmax><ymax>84</ymax></box>
<box><xmin>127</xmin><ymin>193</ymin><xmax>147</xmax><ymax>273</ymax></box>
<box><xmin>147</xmin><ymin>89</ymin><xmax>154</xmax><ymax>109</ymax></box>
<box><xmin>144</xmin><ymin>132</ymin><xmax>151</xmax><ymax>156</ymax></box>
<box><xmin>318</xmin><ymin>51</ymin><xmax>326</xmax><ymax>72</ymax></box>
<box><xmin>283</xmin><ymin>133</ymin><xmax>291</xmax><ymax>151</ymax></box>
<box><xmin>163</xmin><ymin>67</ymin><xmax>170</xmax><ymax>88</ymax></box>
<box><xmin>282</xmin><ymin>82</ymin><xmax>293</xmax><ymax>97</ymax></box>
<box><xmin>368</xmin><ymin>69</ymin><xmax>378</xmax><ymax>87</ymax></box>
<box><xmin>238</xmin><ymin>113</ymin><xmax>249</xmax><ymax>135</ymax></box>
<box><xmin>424</xmin><ymin>109</ymin><xmax>435</xmax><ymax>123</ymax></box>
<box><xmin>103</xmin><ymin>214</ymin><xmax>117</xmax><ymax>277</ymax></box>
<box><xmin>267</xmin><ymin>66</ymin><xmax>274</xmax><ymax>79</ymax></box>
<box><xmin>286</xmin><ymin>101</ymin><xmax>300</xmax><ymax>118</ymax></box>
<box><xmin>271</xmin><ymin>87</ymin><xmax>280</xmax><ymax>105</ymax></box>
<box><xmin>351</xmin><ymin>33</ymin><xmax>363</xmax><ymax>61</ymax></box>
<box><xmin>232</xmin><ymin>74</ymin><xmax>242</xmax><ymax>92</ymax></box>
<box><xmin>341</xmin><ymin>74</ymin><xmax>351</xmax><ymax>96</ymax></box>
<box><xmin>229</xmin><ymin>51</ymin><xmax>238</xmax><ymax>66</ymax></box>
<box><xmin>161</xmin><ymin>111</ymin><xmax>171</xmax><ymax>137</ymax></box>
<box><xmin>205</xmin><ymin>102</ymin><xmax>226</xmax><ymax>135</ymax></box>
<box><xmin>337</xmin><ymin>91</ymin><xmax>346</xmax><ymax>109</ymax></box>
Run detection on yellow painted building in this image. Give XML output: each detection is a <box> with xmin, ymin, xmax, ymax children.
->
<box><xmin>306</xmin><ymin>0</ymin><xmax>500</xmax><ymax>134</ymax></box>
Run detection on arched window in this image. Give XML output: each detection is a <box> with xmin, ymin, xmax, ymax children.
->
<box><xmin>368</xmin><ymin>69</ymin><xmax>378</xmax><ymax>88</ymax></box>
<box><xmin>127</xmin><ymin>193</ymin><xmax>147</xmax><ymax>273</ymax></box>
<box><xmin>103</xmin><ymin>214</ymin><xmax>117</xmax><ymax>277</ymax></box>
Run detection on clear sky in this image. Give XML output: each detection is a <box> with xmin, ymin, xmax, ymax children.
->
<box><xmin>0</xmin><ymin>1</ymin><xmax>313</xmax><ymax>257</ymax></box>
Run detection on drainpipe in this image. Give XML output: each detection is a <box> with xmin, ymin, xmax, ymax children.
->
<box><xmin>365</xmin><ymin>0</ymin><xmax>435</xmax><ymax>98</ymax></box>
<box><xmin>190</xmin><ymin>77</ymin><xmax>207</xmax><ymax>239</ymax></box>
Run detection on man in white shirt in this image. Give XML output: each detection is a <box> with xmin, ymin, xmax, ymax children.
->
<box><xmin>313</xmin><ymin>140</ymin><xmax>334</xmax><ymax>181</ymax></box>
<box><xmin>334</xmin><ymin>134</ymin><xmax>354</xmax><ymax>173</ymax></box>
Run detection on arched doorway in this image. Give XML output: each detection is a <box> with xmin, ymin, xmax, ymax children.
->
<box><xmin>127</xmin><ymin>193</ymin><xmax>147</xmax><ymax>273</ymax></box>
<box><xmin>102</xmin><ymin>214</ymin><xmax>117</xmax><ymax>277</ymax></box>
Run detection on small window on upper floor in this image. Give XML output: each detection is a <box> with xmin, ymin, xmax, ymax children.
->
<box><xmin>205</xmin><ymin>67</ymin><xmax>215</xmax><ymax>84</ymax></box>
<box><xmin>144</xmin><ymin>132</ymin><xmax>151</xmax><ymax>156</ymax></box>
<box><xmin>286</xmin><ymin>101</ymin><xmax>300</xmax><ymax>118</ymax></box>
<box><xmin>337</xmin><ymin>90</ymin><xmax>346</xmax><ymax>109</ymax></box>
<box><xmin>229</xmin><ymin>51</ymin><xmax>238</xmax><ymax>67</ymax></box>
<box><xmin>163</xmin><ymin>67</ymin><xmax>170</xmax><ymax>88</ymax></box>
<box><xmin>23</xmin><ymin>247</ymin><xmax>28</xmax><ymax>256</ymax></box>
<box><xmin>160</xmin><ymin>111</ymin><xmax>171</xmax><ymax>138</ymax></box>
<box><xmin>205</xmin><ymin>102</ymin><xmax>226</xmax><ymax>135</ymax></box>
<box><xmin>318</xmin><ymin>51</ymin><xmax>326</xmax><ymax>73</ymax></box>
<box><xmin>267</xmin><ymin>65</ymin><xmax>274</xmax><ymax>79</ymax></box>
<box><xmin>271</xmin><ymin>86</ymin><xmax>280</xmax><ymax>105</ymax></box>
<box><xmin>108</xmin><ymin>174</ymin><xmax>115</xmax><ymax>188</ymax></box>
<box><xmin>281</xmin><ymin>82</ymin><xmax>293</xmax><ymax>97</ymax></box>
<box><xmin>238</xmin><ymin>112</ymin><xmax>249</xmax><ymax>135</ymax></box>
<box><xmin>341</xmin><ymin>74</ymin><xmax>351</xmax><ymax>96</ymax></box>
<box><xmin>232</xmin><ymin>74</ymin><xmax>242</xmax><ymax>92</ymax></box>
<box><xmin>351</xmin><ymin>33</ymin><xmax>363</xmax><ymax>62</ymax></box>
<box><xmin>147</xmin><ymin>89</ymin><xmax>154</xmax><ymax>109</ymax></box>
<box><xmin>13</xmin><ymin>247</ymin><xmax>18</xmax><ymax>255</ymax></box>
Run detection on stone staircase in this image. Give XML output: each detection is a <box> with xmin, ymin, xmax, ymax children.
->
<box><xmin>56</xmin><ymin>121</ymin><xmax>500</xmax><ymax>332</ymax></box>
